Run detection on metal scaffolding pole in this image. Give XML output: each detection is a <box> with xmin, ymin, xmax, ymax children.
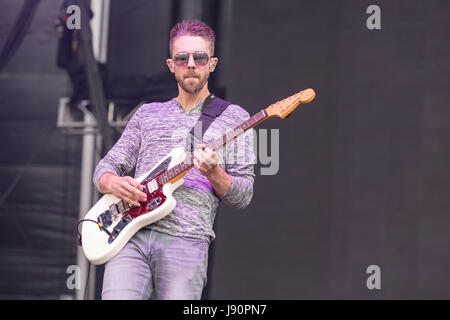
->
<box><xmin>76</xmin><ymin>107</ymin><xmax>97</xmax><ymax>300</ymax></box>
<box><xmin>74</xmin><ymin>0</ymin><xmax>110</xmax><ymax>300</ymax></box>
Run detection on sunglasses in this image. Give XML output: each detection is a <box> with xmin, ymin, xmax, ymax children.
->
<box><xmin>172</xmin><ymin>52</ymin><xmax>211</xmax><ymax>67</ymax></box>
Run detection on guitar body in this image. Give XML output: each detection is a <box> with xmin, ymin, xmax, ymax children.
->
<box><xmin>81</xmin><ymin>147</ymin><xmax>187</xmax><ymax>265</ymax></box>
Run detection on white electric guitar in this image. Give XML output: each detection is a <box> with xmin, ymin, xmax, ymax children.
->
<box><xmin>80</xmin><ymin>88</ymin><xmax>316</xmax><ymax>265</ymax></box>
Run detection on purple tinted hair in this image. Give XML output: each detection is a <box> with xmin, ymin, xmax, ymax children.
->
<box><xmin>169</xmin><ymin>19</ymin><xmax>216</xmax><ymax>56</ymax></box>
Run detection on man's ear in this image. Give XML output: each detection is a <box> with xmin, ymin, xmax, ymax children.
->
<box><xmin>209</xmin><ymin>57</ymin><xmax>219</xmax><ymax>72</ymax></box>
<box><xmin>166</xmin><ymin>58</ymin><xmax>175</xmax><ymax>73</ymax></box>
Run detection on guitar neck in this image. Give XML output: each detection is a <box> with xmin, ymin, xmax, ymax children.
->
<box><xmin>156</xmin><ymin>109</ymin><xmax>269</xmax><ymax>185</ymax></box>
<box><xmin>208</xmin><ymin>109</ymin><xmax>268</xmax><ymax>151</ymax></box>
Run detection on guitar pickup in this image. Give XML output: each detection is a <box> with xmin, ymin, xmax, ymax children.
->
<box><xmin>98</xmin><ymin>210</ymin><xmax>113</xmax><ymax>229</ymax></box>
<box><xmin>108</xmin><ymin>215</ymin><xmax>133</xmax><ymax>244</ymax></box>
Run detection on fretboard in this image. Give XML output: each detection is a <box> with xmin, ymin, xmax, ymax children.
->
<box><xmin>156</xmin><ymin>109</ymin><xmax>268</xmax><ymax>185</ymax></box>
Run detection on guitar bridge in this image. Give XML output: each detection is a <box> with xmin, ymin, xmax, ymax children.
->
<box><xmin>108</xmin><ymin>215</ymin><xmax>133</xmax><ymax>244</ymax></box>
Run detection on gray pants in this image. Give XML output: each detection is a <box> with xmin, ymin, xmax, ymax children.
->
<box><xmin>102</xmin><ymin>228</ymin><xmax>209</xmax><ymax>300</ymax></box>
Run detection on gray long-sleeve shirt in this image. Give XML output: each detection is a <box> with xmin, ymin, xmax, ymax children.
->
<box><xmin>93</xmin><ymin>98</ymin><xmax>255</xmax><ymax>243</ymax></box>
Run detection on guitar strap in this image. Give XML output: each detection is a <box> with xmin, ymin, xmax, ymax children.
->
<box><xmin>187</xmin><ymin>94</ymin><xmax>231</xmax><ymax>151</ymax></box>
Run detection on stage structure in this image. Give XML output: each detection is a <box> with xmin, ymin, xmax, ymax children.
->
<box><xmin>56</xmin><ymin>0</ymin><xmax>116</xmax><ymax>300</ymax></box>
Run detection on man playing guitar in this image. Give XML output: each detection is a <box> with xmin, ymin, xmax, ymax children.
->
<box><xmin>94</xmin><ymin>19</ymin><xmax>255</xmax><ymax>300</ymax></box>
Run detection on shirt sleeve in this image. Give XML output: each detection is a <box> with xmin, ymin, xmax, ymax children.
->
<box><xmin>217</xmin><ymin>125</ymin><xmax>256</xmax><ymax>210</ymax></box>
<box><xmin>92</xmin><ymin>108</ymin><xmax>142</xmax><ymax>192</ymax></box>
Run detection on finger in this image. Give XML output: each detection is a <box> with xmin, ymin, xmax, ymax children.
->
<box><xmin>196</xmin><ymin>143</ymin><xmax>206</xmax><ymax>150</ymax></box>
<box><xmin>204</xmin><ymin>156</ymin><xmax>216</xmax><ymax>166</ymax></box>
<box><xmin>133</xmin><ymin>188</ymin><xmax>147</xmax><ymax>202</ymax></box>
<box><xmin>121</xmin><ymin>193</ymin><xmax>141</xmax><ymax>207</ymax></box>
<box><xmin>202</xmin><ymin>146</ymin><xmax>213</xmax><ymax>154</ymax></box>
<box><xmin>197</xmin><ymin>148</ymin><xmax>216</xmax><ymax>166</ymax></box>
<box><xmin>124</xmin><ymin>176</ymin><xmax>145</xmax><ymax>192</ymax></box>
<box><xmin>203</xmin><ymin>147</ymin><xmax>217</xmax><ymax>160</ymax></box>
<box><xmin>126</xmin><ymin>199</ymin><xmax>140</xmax><ymax>207</ymax></box>
<box><xmin>204</xmin><ymin>150</ymin><xmax>218</xmax><ymax>165</ymax></box>
<box><xmin>193</xmin><ymin>157</ymin><xmax>202</xmax><ymax>170</ymax></box>
<box><xmin>131</xmin><ymin>185</ymin><xmax>147</xmax><ymax>200</ymax></box>
<box><xmin>119</xmin><ymin>185</ymin><xmax>135</xmax><ymax>200</ymax></box>
<box><xmin>123</xmin><ymin>177</ymin><xmax>146</xmax><ymax>199</ymax></box>
<box><xmin>194</xmin><ymin>149</ymin><xmax>206</xmax><ymax>166</ymax></box>
<box><xmin>194</xmin><ymin>157</ymin><xmax>208</xmax><ymax>173</ymax></box>
<box><xmin>119</xmin><ymin>185</ymin><xmax>142</xmax><ymax>205</ymax></box>
<box><xmin>200</xmin><ymin>148</ymin><xmax>214</xmax><ymax>164</ymax></box>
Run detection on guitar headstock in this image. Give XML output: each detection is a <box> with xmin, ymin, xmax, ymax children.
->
<box><xmin>265</xmin><ymin>88</ymin><xmax>316</xmax><ymax>119</ymax></box>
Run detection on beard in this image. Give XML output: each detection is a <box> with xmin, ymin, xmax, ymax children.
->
<box><xmin>175</xmin><ymin>70</ymin><xmax>210</xmax><ymax>94</ymax></box>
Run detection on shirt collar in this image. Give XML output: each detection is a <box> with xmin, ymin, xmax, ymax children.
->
<box><xmin>173</xmin><ymin>98</ymin><xmax>204</xmax><ymax>116</ymax></box>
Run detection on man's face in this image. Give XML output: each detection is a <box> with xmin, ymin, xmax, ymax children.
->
<box><xmin>167</xmin><ymin>35</ymin><xmax>218</xmax><ymax>95</ymax></box>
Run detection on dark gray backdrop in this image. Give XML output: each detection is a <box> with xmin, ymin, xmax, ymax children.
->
<box><xmin>0</xmin><ymin>0</ymin><xmax>449</xmax><ymax>299</ymax></box>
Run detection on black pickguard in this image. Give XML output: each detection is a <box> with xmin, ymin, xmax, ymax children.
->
<box><xmin>143</xmin><ymin>156</ymin><xmax>171</xmax><ymax>182</ymax></box>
